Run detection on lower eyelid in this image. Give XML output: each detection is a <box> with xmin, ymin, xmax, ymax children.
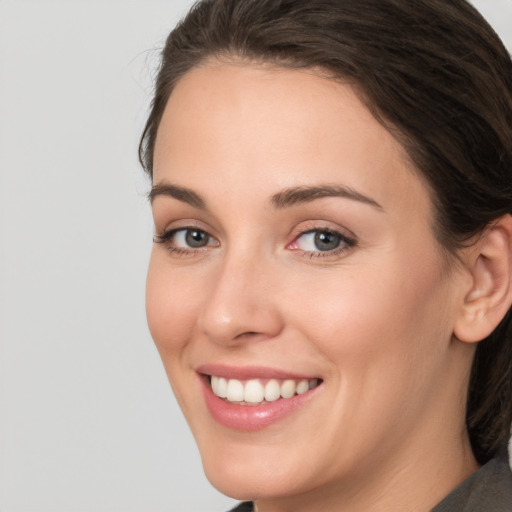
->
<box><xmin>302</xmin><ymin>245</ymin><xmax>352</xmax><ymax>258</ymax></box>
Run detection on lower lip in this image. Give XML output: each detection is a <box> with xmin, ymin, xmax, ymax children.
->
<box><xmin>200</xmin><ymin>376</ymin><xmax>320</xmax><ymax>431</ymax></box>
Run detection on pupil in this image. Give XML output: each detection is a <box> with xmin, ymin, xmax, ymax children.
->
<box><xmin>186</xmin><ymin>229</ymin><xmax>208</xmax><ymax>248</ymax></box>
<box><xmin>314</xmin><ymin>231</ymin><xmax>341</xmax><ymax>251</ymax></box>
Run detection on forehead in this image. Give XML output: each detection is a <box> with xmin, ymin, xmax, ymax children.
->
<box><xmin>153</xmin><ymin>60</ymin><xmax>432</xmax><ymax>223</ymax></box>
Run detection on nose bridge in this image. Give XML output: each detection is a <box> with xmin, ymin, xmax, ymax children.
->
<box><xmin>198</xmin><ymin>244</ymin><xmax>282</xmax><ymax>344</ymax></box>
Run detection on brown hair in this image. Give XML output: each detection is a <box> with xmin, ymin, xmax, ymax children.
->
<box><xmin>139</xmin><ymin>0</ymin><xmax>512</xmax><ymax>464</ymax></box>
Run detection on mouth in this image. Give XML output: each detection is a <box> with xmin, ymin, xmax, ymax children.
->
<box><xmin>209</xmin><ymin>375</ymin><xmax>320</xmax><ymax>406</ymax></box>
<box><xmin>197</xmin><ymin>366</ymin><xmax>323</xmax><ymax>430</ymax></box>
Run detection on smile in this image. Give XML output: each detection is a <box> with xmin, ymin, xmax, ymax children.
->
<box><xmin>198</xmin><ymin>366</ymin><xmax>323</xmax><ymax>430</ymax></box>
<box><xmin>210</xmin><ymin>376</ymin><xmax>320</xmax><ymax>405</ymax></box>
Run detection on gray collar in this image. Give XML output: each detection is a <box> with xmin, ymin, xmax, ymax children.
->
<box><xmin>229</xmin><ymin>452</ymin><xmax>512</xmax><ymax>512</ymax></box>
<box><xmin>432</xmin><ymin>451</ymin><xmax>512</xmax><ymax>512</ymax></box>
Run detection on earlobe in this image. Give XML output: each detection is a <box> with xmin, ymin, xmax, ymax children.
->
<box><xmin>454</xmin><ymin>214</ymin><xmax>512</xmax><ymax>344</ymax></box>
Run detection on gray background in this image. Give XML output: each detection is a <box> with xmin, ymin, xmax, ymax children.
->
<box><xmin>0</xmin><ymin>1</ymin><xmax>510</xmax><ymax>511</ymax></box>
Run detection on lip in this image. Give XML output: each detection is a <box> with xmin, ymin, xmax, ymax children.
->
<box><xmin>196</xmin><ymin>364</ymin><xmax>316</xmax><ymax>381</ymax></box>
<box><xmin>197</xmin><ymin>365</ymin><xmax>322</xmax><ymax>431</ymax></box>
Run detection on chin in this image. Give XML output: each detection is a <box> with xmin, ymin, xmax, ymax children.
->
<box><xmin>202</xmin><ymin>457</ymin><xmax>302</xmax><ymax>501</ymax></box>
<box><xmin>197</xmin><ymin>434</ymin><xmax>322</xmax><ymax>502</ymax></box>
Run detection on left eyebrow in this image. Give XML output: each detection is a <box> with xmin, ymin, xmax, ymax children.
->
<box><xmin>271</xmin><ymin>184</ymin><xmax>383</xmax><ymax>210</ymax></box>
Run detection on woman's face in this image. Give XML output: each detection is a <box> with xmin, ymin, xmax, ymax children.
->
<box><xmin>147</xmin><ymin>61</ymin><xmax>471</xmax><ymax>503</ymax></box>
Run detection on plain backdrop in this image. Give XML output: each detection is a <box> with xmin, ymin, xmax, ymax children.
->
<box><xmin>0</xmin><ymin>1</ymin><xmax>511</xmax><ymax>511</ymax></box>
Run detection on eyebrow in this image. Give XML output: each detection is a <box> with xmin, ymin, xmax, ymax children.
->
<box><xmin>271</xmin><ymin>184</ymin><xmax>383</xmax><ymax>210</ymax></box>
<box><xmin>149</xmin><ymin>182</ymin><xmax>382</xmax><ymax>211</ymax></box>
<box><xmin>149</xmin><ymin>182</ymin><xmax>206</xmax><ymax>209</ymax></box>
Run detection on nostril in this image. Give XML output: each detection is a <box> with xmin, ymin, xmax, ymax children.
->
<box><xmin>234</xmin><ymin>331</ymin><xmax>264</xmax><ymax>341</ymax></box>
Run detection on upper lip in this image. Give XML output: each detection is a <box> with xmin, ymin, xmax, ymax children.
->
<box><xmin>196</xmin><ymin>364</ymin><xmax>319</xmax><ymax>381</ymax></box>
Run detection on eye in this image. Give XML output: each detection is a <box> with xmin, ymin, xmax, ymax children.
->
<box><xmin>154</xmin><ymin>227</ymin><xmax>219</xmax><ymax>252</ymax></box>
<box><xmin>174</xmin><ymin>228</ymin><xmax>212</xmax><ymax>248</ymax></box>
<box><xmin>289</xmin><ymin>228</ymin><xmax>355</xmax><ymax>255</ymax></box>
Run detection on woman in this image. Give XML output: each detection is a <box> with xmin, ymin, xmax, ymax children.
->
<box><xmin>140</xmin><ymin>0</ymin><xmax>512</xmax><ymax>510</ymax></box>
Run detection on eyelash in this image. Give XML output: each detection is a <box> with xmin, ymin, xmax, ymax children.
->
<box><xmin>153</xmin><ymin>227</ymin><xmax>217</xmax><ymax>257</ymax></box>
<box><xmin>289</xmin><ymin>228</ymin><xmax>356</xmax><ymax>259</ymax></box>
<box><xmin>154</xmin><ymin>226</ymin><xmax>357</xmax><ymax>259</ymax></box>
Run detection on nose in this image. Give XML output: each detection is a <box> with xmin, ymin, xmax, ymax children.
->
<box><xmin>197</xmin><ymin>252</ymin><xmax>284</xmax><ymax>346</ymax></box>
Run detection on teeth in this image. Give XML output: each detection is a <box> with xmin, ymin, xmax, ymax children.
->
<box><xmin>210</xmin><ymin>376</ymin><xmax>320</xmax><ymax>404</ymax></box>
<box><xmin>296</xmin><ymin>380</ymin><xmax>309</xmax><ymax>395</ymax></box>
<box><xmin>211</xmin><ymin>376</ymin><xmax>228</xmax><ymax>398</ymax></box>
<box><xmin>280</xmin><ymin>379</ymin><xmax>296</xmax><ymax>398</ymax></box>
<box><xmin>217</xmin><ymin>377</ymin><xmax>228</xmax><ymax>398</ymax></box>
<box><xmin>244</xmin><ymin>380</ymin><xmax>264</xmax><ymax>403</ymax></box>
<box><xmin>264</xmin><ymin>379</ymin><xmax>281</xmax><ymax>402</ymax></box>
<box><xmin>211</xmin><ymin>375</ymin><xmax>219</xmax><ymax>395</ymax></box>
<box><xmin>226</xmin><ymin>379</ymin><xmax>244</xmax><ymax>402</ymax></box>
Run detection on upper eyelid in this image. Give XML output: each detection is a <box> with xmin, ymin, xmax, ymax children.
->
<box><xmin>157</xmin><ymin>219</ymin><xmax>214</xmax><ymax>237</ymax></box>
<box><xmin>154</xmin><ymin>227</ymin><xmax>219</xmax><ymax>251</ymax></box>
<box><xmin>158</xmin><ymin>225</ymin><xmax>215</xmax><ymax>240</ymax></box>
<box><xmin>292</xmin><ymin>228</ymin><xmax>355</xmax><ymax>245</ymax></box>
<box><xmin>296</xmin><ymin>227</ymin><xmax>354</xmax><ymax>240</ymax></box>
<box><xmin>154</xmin><ymin>221</ymin><xmax>357</xmax><ymax>247</ymax></box>
<box><xmin>288</xmin><ymin>220</ymin><xmax>357</xmax><ymax>240</ymax></box>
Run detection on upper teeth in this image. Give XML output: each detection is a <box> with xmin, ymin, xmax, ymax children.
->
<box><xmin>210</xmin><ymin>376</ymin><xmax>319</xmax><ymax>405</ymax></box>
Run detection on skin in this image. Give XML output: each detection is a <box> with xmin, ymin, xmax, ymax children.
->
<box><xmin>147</xmin><ymin>61</ymin><xmax>481</xmax><ymax>512</ymax></box>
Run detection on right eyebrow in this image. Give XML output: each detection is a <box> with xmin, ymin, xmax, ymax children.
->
<box><xmin>148</xmin><ymin>182</ymin><xmax>207</xmax><ymax>209</ymax></box>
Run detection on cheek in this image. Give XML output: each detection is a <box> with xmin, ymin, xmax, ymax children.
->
<box><xmin>145</xmin><ymin>252</ymin><xmax>200</xmax><ymax>358</ymax></box>
<box><xmin>291</xmin><ymin>253</ymin><xmax>455</xmax><ymax>395</ymax></box>
<box><xmin>283</xmin><ymin>259</ymin><xmax>456</xmax><ymax>455</ymax></box>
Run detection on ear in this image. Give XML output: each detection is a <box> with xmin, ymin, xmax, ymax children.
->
<box><xmin>454</xmin><ymin>214</ymin><xmax>512</xmax><ymax>343</ymax></box>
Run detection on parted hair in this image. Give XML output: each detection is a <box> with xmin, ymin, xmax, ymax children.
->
<box><xmin>139</xmin><ymin>0</ymin><xmax>512</xmax><ymax>464</ymax></box>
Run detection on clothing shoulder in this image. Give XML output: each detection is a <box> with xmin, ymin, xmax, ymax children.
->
<box><xmin>226</xmin><ymin>454</ymin><xmax>512</xmax><ymax>512</ymax></box>
<box><xmin>432</xmin><ymin>451</ymin><xmax>512</xmax><ymax>512</ymax></box>
<box><xmin>227</xmin><ymin>454</ymin><xmax>512</xmax><ymax>512</ymax></box>
<box><xmin>228</xmin><ymin>502</ymin><xmax>253</xmax><ymax>512</ymax></box>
